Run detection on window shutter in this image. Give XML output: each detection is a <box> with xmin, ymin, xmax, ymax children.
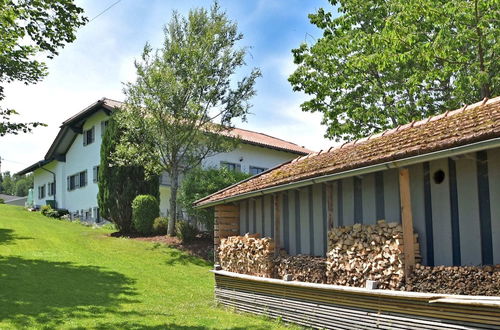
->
<box><xmin>67</xmin><ymin>177</ymin><xmax>70</xmax><ymax>191</ymax></box>
<box><xmin>91</xmin><ymin>126</ymin><xmax>95</xmax><ymax>143</ymax></box>
<box><xmin>83</xmin><ymin>130</ymin><xmax>87</xmax><ymax>146</ymax></box>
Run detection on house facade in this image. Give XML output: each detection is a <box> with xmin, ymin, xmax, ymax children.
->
<box><xmin>17</xmin><ymin>98</ymin><xmax>311</xmax><ymax>221</ymax></box>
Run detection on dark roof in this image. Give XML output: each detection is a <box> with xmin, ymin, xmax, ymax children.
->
<box><xmin>17</xmin><ymin>98</ymin><xmax>312</xmax><ymax>176</ymax></box>
<box><xmin>195</xmin><ymin>96</ymin><xmax>500</xmax><ymax>207</ymax></box>
<box><xmin>0</xmin><ymin>194</ymin><xmax>24</xmax><ymax>202</ymax></box>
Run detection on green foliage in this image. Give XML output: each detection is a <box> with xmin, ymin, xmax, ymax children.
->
<box><xmin>175</xmin><ymin>220</ymin><xmax>198</xmax><ymax>243</ymax></box>
<box><xmin>289</xmin><ymin>0</ymin><xmax>500</xmax><ymax>141</ymax></box>
<box><xmin>153</xmin><ymin>217</ymin><xmax>169</xmax><ymax>235</ymax></box>
<box><xmin>0</xmin><ymin>198</ymin><xmax>4</xmax><ymax>204</ymax></box>
<box><xmin>179</xmin><ymin>167</ymin><xmax>250</xmax><ymax>232</ymax></box>
<box><xmin>40</xmin><ymin>205</ymin><xmax>67</xmax><ymax>219</ymax></box>
<box><xmin>115</xmin><ymin>2</ymin><xmax>260</xmax><ymax>236</ymax></box>
<box><xmin>132</xmin><ymin>195</ymin><xmax>160</xmax><ymax>235</ymax></box>
<box><xmin>98</xmin><ymin>115</ymin><xmax>160</xmax><ymax>233</ymax></box>
<box><xmin>0</xmin><ymin>0</ymin><xmax>87</xmax><ymax>136</ymax></box>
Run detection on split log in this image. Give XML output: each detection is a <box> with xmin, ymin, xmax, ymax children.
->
<box><xmin>407</xmin><ymin>264</ymin><xmax>500</xmax><ymax>296</ymax></box>
<box><xmin>326</xmin><ymin>220</ymin><xmax>420</xmax><ymax>289</ymax></box>
<box><xmin>273</xmin><ymin>254</ymin><xmax>327</xmax><ymax>284</ymax></box>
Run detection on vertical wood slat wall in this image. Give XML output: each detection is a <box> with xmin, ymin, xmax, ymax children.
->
<box><xmin>237</xmin><ymin>148</ymin><xmax>500</xmax><ymax>266</ymax></box>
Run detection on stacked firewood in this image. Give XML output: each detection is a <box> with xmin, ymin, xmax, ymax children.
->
<box><xmin>273</xmin><ymin>254</ymin><xmax>327</xmax><ymax>283</ymax></box>
<box><xmin>326</xmin><ymin>220</ymin><xmax>419</xmax><ymax>289</ymax></box>
<box><xmin>218</xmin><ymin>234</ymin><xmax>275</xmax><ymax>277</ymax></box>
<box><xmin>407</xmin><ymin>264</ymin><xmax>500</xmax><ymax>296</ymax></box>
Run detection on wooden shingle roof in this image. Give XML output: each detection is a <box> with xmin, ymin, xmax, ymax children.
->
<box><xmin>195</xmin><ymin>96</ymin><xmax>500</xmax><ymax>207</ymax></box>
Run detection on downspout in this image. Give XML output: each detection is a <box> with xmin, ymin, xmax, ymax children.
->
<box><xmin>38</xmin><ymin>163</ymin><xmax>57</xmax><ymax>208</ymax></box>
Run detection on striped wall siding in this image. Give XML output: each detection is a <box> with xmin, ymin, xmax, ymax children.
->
<box><xmin>239</xmin><ymin>148</ymin><xmax>500</xmax><ymax>265</ymax></box>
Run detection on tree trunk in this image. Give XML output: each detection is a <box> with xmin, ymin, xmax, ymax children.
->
<box><xmin>167</xmin><ymin>167</ymin><xmax>179</xmax><ymax>236</ymax></box>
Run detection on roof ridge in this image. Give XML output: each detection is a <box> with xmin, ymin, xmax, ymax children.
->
<box><xmin>318</xmin><ymin>96</ymin><xmax>500</xmax><ymax>157</ymax></box>
<box><xmin>231</xmin><ymin>127</ymin><xmax>310</xmax><ymax>150</ymax></box>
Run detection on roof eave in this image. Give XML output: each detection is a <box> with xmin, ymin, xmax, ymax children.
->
<box><xmin>194</xmin><ymin>136</ymin><xmax>500</xmax><ymax>209</ymax></box>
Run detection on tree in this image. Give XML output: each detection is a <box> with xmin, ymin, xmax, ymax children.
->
<box><xmin>98</xmin><ymin>116</ymin><xmax>159</xmax><ymax>234</ymax></box>
<box><xmin>179</xmin><ymin>167</ymin><xmax>250</xmax><ymax>233</ymax></box>
<box><xmin>14</xmin><ymin>173</ymin><xmax>33</xmax><ymax>196</ymax></box>
<box><xmin>0</xmin><ymin>0</ymin><xmax>87</xmax><ymax>136</ymax></box>
<box><xmin>0</xmin><ymin>172</ymin><xmax>14</xmax><ymax>194</ymax></box>
<box><xmin>289</xmin><ymin>0</ymin><xmax>499</xmax><ymax>141</ymax></box>
<box><xmin>115</xmin><ymin>3</ymin><xmax>261</xmax><ymax>236</ymax></box>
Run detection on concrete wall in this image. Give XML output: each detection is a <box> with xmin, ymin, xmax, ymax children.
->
<box><xmin>239</xmin><ymin>149</ymin><xmax>500</xmax><ymax>266</ymax></box>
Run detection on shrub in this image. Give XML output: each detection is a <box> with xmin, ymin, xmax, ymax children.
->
<box><xmin>179</xmin><ymin>167</ymin><xmax>251</xmax><ymax>232</ymax></box>
<box><xmin>153</xmin><ymin>217</ymin><xmax>169</xmax><ymax>235</ymax></box>
<box><xmin>0</xmin><ymin>198</ymin><xmax>4</xmax><ymax>204</ymax></box>
<box><xmin>176</xmin><ymin>220</ymin><xmax>198</xmax><ymax>243</ymax></box>
<box><xmin>132</xmin><ymin>195</ymin><xmax>159</xmax><ymax>235</ymax></box>
<box><xmin>40</xmin><ymin>205</ymin><xmax>53</xmax><ymax>216</ymax></box>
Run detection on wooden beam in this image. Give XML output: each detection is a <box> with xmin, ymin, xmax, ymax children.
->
<box><xmin>274</xmin><ymin>193</ymin><xmax>281</xmax><ymax>256</ymax></box>
<box><xmin>214</xmin><ymin>204</ymin><xmax>240</xmax><ymax>263</ymax></box>
<box><xmin>399</xmin><ymin>168</ymin><xmax>416</xmax><ymax>280</ymax></box>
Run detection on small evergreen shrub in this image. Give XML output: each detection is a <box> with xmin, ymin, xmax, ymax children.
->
<box><xmin>153</xmin><ymin>217</ymin><xmax>169</xmax><ymax>235</ymax></box>
<box><xmin>0</xmin><ymin>198</ymin><xmax>4</xmax><ymax>204</ymax></box>
<box><xmin>176</xmin><ymin>220</ymin><xmax>198</xmax><ymax>243</ymax></box>
<box><xmin>132</xmin><ymin>195</ymin><xmax>159</xmax><ymax>235</ymax></box>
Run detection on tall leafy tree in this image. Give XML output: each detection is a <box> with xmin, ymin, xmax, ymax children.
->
<box><xmin>289</xmin><ymin>0</ymin><xmax>499</xmax><ymax>141</ymax></box>
<box><xmin>0</xmin><ymin>0</ymin><xmax>87</xmax><ymax>136</ymax></box>
<box><xmin>179</xmin><ymin>167</ymin><xmax>250</xmax><ymax>233</ymax></box>
<box><xmin>98</xmin><ymin>116</ymin><xmax>159</xmax><ymax>233</ymax></box>
<box><xmin>115</xmin><ymin>3</ymin><xmax>261</xmax><ymax>236</ymax></box>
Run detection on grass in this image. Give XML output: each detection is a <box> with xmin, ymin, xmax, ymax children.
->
<box><xmin>0</xmin><ymin>204</ymin><xmax>294</xmax><ymax>329</ymax></box>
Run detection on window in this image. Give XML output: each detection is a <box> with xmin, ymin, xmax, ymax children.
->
<box><xmin>83</xmin><ymin>126</ymin><xmax>95</xmax><ymax>146</ymax></box>
<box><xmin>93</xmin><ymin>166</ymin><xmax>99</xmax><ymax>183</ymax></box>
<box><xmin>220</xmin><ymin>161</ymin><xmax>241</xmax><ymax>172</ymax></box>
<box><xmin>38</xmin><ymin>185</ymin><xmax>46</xmax><ymax>199</ymax></box>
<box><xmin>101</xmin><ymin>120</ymin><xmax>109</xmax><ymax>136</ymax></box>
<box><xmin>249</xmin><ymin>166</ymin><xmax>267</xmax><ymax>175</ymax></box>
<box><xmin>48</xmin><ymin>182</ymin><xmax>56</xmax><ymax>196</ymax></box>
<box><xmin>67</xmin><ymin>170</ymin><xmax>87</xmax><ymax>191</ymax></box>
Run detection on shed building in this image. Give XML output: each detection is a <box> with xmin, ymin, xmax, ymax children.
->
<box><xmin>195</xmin><ymin>97</ymin><xmax>500</xmax><ymax>329</ymax></box>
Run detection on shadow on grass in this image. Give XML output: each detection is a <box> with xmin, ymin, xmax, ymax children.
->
<box><xmin>0</xmin><ymin>228</ymin><xmax>32</xmax><ymax>245</ymax></box>
<box><xmin>0</xmin><ymin>256</ymin><xmax>139</xmax><ymax>328</ymax></box>
<box><xmin>164</xmin><ymin>249</ymin><xmax>211</xmax><ymax>267</ymax></box>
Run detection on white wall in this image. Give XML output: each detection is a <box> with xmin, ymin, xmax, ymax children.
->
<box><xmin>202</xmin><ymin>143</ymin><xmax>295</xmax><ymax>173</ymax></box>
<box><xmin>63</xmin><ymin>110</ymin><xmax>108</xmax><ymax>216</ymax></box>
<box><xmin>33</xmin><ymin>160</ymin><xmax>64</xmax><ymax>207</ymax></box>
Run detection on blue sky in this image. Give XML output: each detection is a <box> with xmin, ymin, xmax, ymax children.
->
<box><xmin>1</xmin><ymin>0</ymin><xmax>336</xmax><ymax>174</ymax></box>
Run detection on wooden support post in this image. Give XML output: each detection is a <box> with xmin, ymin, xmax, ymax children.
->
<box><xmin>399</xmin><ymin>168</ymin><xmax>416</xmax><ymax>280</ymax></box>
<box><xmin>214</xmin><ymin>204</ymin><xmax>240</xmax><ymax>263</ymax></box>
<box><xmin>274</xmin><ymin>193</ymin><xmax>281</xmax><ymax>256</ymax></box>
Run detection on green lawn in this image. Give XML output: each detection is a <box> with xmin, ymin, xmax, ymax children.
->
<box><xmin>0</xmin><ymin>204</ymin><xmax>292</xmax><ymax>329</ymax></box>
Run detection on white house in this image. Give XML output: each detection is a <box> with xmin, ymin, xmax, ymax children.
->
<box><xmin>17</xmin><ymin>98</ymin><xmax>312</xmax><ymax>221</ymax></box>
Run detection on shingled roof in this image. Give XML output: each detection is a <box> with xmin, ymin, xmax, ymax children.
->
<box><xmin>195</xmin><ymin>96</ymin><xmax>500</xmax><ymax>208</ymax></box>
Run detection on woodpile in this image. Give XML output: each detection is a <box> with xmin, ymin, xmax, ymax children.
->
<box><xmin>407</xmin><ymin>264</ymin><xmax>500</xmax><ymax>296</ymax></box>
<box><xmin>218</xmin><ymin>234</ymin><xmax>275</xmax><ymax>277</ymax></box>
<box><xmin>326</xmin><ymin>220</ymin><xmax>420</xmax><ymax>289</ymax></box>
<box><xmin>273</xmin><ymin>253</ymin><xmax>327</xmax><ymax>283</ymax></box>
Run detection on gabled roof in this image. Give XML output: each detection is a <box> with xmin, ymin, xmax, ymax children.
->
<box><xmin>194</xmin><ymin>96</ymin><xmax>500</xmax><ymax>208</ymax></box>
<box><xmin>17</xmin><ymin>98</ymin><xmax>312</xmax><ymax>175</ymax></box>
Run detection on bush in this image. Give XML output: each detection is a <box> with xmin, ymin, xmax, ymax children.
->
<box><xmin>41</xmin><ymin>206</ymin><xmax>69</xmax><ymax>219</ymax></box>
<box><xmin>0</xmin><ymin>198</ymin><xmax>4</xmax><ymax>204</ymax></box>
<box><xmin>40</xmin><ymin>205</ymin><xmax>53</xmax><ymax>216</ymax></box>
<box><xmin>176</xmin><ymin>220</ymin><xmax>198</xmax><ymax>243</ymax></box>
<box><xmin>179</xmin><ymin>167</ymin><xmax>251</xmax><ymax>232</ymax></box>
<box><xmin>153</xmin><ymin>217</ymin><xmax>169</xmax><ymax>235</ymax></box>
<box><xmin>132</xmin><ymin>195</ymin><xmax>159</xmax><ymax>235</ymax></box>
